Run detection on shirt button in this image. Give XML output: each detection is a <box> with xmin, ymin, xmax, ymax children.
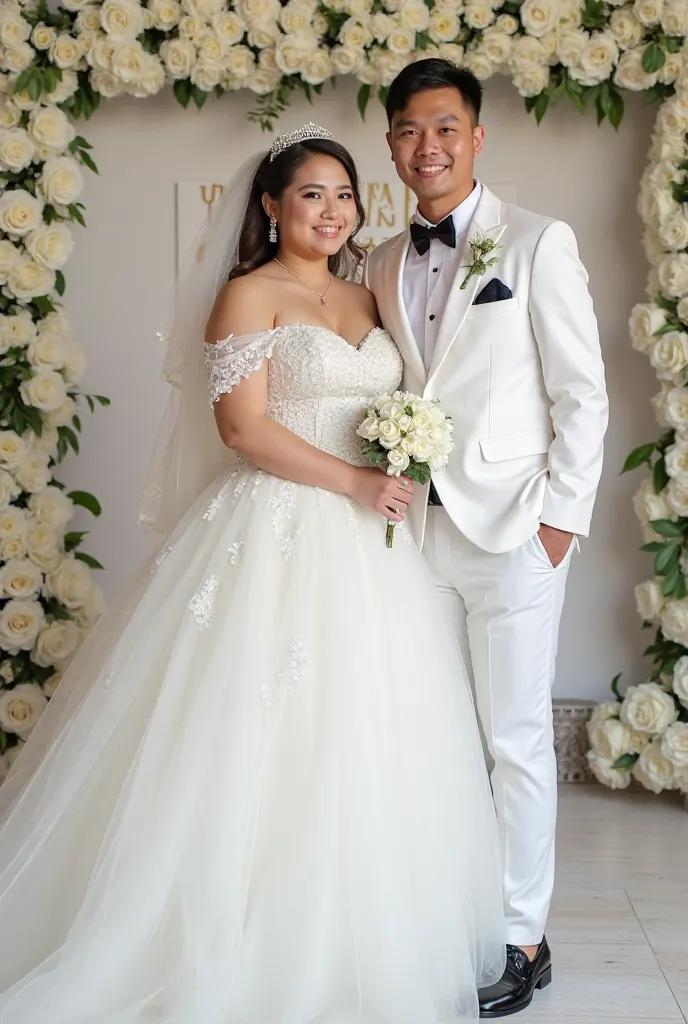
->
<box><xmin>429</xmin><ymin>314</ymin><xmax>435</xmax><ymax>321</ymax></box>
<box><xmin>432</xmin><ymin>267</ymin><xmax>438</xmax><ymax>273</ymax></box>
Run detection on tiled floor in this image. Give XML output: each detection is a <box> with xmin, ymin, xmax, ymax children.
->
<box><xmin>513</xmin><ymin>785</ymin><xmax>687</xmax><ymax>1023</ymax></box>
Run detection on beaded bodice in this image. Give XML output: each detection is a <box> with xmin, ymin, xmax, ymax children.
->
<box><xmin>204</xmin><ymin>324</ymin><xmax>403</xmax><ymax>467</ymax></box>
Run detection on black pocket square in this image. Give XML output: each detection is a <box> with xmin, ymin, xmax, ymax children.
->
<box><xmin>473</xmin><ymin>278</ymin><xmax>513</xmax><ymax>305</ymax></box>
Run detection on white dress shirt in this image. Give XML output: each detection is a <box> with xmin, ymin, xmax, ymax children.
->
<box><xmin>403</xmin><ymin>182</ymin><xmax>483</xmax><ymax>371</ymax></box>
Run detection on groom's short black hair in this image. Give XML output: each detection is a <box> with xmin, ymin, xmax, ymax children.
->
<box><xmin>385</xmin><ymin>59</ymin><xmax>483</xmax><ymax>127</ymax></box>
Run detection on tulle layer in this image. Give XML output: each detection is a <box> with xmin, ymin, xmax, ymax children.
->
<box><xmin>0</xmin><ymin>465</ymin><xmax>505</xmax><ymax>1023</ymax></box>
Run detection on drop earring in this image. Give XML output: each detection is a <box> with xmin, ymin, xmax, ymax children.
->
<box><xmin>269</xmin><ymin>216</ymin><xmax>277</xmax><ymax>244</ymax></box>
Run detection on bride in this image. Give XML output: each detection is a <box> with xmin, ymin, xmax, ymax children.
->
<box><xmin>0</xmin><ymin>123</ymin><xmax>505</xmax><ymax>1022</ymax></box>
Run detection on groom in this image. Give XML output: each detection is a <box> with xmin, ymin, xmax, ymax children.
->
<box><xmin>366</xmin><ymin>59</ymin><xmax>608</xmax><ymax>1018</ymax></box>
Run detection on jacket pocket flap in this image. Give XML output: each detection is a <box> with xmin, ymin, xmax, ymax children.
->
<box><xmin>479</xmin><ymin>430</ymin><xmax>552</xmax><ymax>462</ymax></box>
<box><xmin>466</xmin><ymin>296</ymin><xmax>520</xmax><ymax>320</ymax></box>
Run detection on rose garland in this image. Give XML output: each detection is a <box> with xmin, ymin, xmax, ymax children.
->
<box><xmin>3</xmin><ymin>0</ymin><xmax>688</xmax><ymax>788</ymax></box>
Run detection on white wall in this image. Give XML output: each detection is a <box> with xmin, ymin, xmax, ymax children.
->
<box><xmin>60</xmin><ymin>74</ymin><xmax>657</xmax><ymax>700</ymax></box>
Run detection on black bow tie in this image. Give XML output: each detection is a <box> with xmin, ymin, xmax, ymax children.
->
<box><xmin>410</xmin><ymin>216</ymin><xmax>456</xmax><ymax>256</ymax></box>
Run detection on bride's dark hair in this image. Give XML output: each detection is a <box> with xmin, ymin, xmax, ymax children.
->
<box><xmin>228</xmin><ymin>139</ymin><xmax>367</xmax><ymax>282</ymax></box>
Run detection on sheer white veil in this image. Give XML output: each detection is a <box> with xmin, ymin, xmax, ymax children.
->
<box><xmin>137</xmin><ymin>151</ymin><xmax>267</xmax><ymax>536</ymax></box>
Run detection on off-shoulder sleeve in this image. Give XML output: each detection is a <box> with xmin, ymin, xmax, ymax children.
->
<box><xmin>203</xmin><ymin>329</ymin><xmax>279</xmax><ymax>404</ymax></box>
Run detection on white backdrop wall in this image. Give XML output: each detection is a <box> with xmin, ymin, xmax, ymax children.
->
<box><xmin>60</xmin><ymin>75</ymin><xmax>656</xmax><ymax>700</ymax></box>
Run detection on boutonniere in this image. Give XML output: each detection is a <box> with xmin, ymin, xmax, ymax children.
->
<box><xmin>460</xmin><ymin>232</ymin><xmax>503</xmax><ymax>290</ymax></box>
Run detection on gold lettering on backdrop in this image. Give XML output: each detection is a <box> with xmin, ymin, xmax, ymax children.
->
<box><xmin>200</xmin><ymin>184</ymin><xmax>225</xmax><ymax>216</ymax></box>
<box><xmin>365</xmin><ymin>182</ymin><xmax>396</xmax><ymax>229</ymax></box>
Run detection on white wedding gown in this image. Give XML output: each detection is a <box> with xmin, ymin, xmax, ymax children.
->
<box><xmin>0</xmin><ymin>323</ymin><xmax>505</xmax><ymax>1023</ymax></box>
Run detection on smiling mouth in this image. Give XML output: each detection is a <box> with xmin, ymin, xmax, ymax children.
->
<box><xmin>414</xmin><ymin>165</ymin><xmax>449</xmax><ymax>178</ymax></box>
<box><xmin>314</xmin><ymin>226</ymin><xmax>340</xmax><ymax>237</ymax></box>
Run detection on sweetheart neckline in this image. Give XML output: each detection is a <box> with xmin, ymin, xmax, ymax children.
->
<box><xmin>269</xmin><ymin>323</ymin><xmax>386</xmax><ymax>352</ymax></box>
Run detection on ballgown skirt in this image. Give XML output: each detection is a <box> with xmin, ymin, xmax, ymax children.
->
<box><xmin>0</xmin><ymin>463</ymin><xmax>505</xmax><ymax>1023</ymax></box>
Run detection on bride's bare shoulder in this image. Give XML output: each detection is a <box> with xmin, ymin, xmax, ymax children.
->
<box><xmin>205</xmin><ymin>271</ymin><xmax>276</xmax><ymax>343</ymax></box>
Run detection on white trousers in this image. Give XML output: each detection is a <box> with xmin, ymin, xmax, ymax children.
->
<box><xmin>423</xmin><ymin>507</ymin><xmax>574</xmax><ymax>946</ymax></box>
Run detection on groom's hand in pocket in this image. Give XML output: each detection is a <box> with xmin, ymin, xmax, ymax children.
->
<box><xmin>538</xmin><ymin>523</ymin><xmax>574</xmax><ymax>568</ymax></box>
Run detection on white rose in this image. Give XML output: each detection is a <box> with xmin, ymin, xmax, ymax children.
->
<box><xmin>589</xmin><ymin>699</ymin><xmax>623</xmax><ymax>725</ymax></box>
<box><xmin>571</xmin><ymin>31</ymin><xmax>619</xmax><ymax>86</ymax></box>
<box><xmin>513</xmin><ymin>64</ymin><xmax>550</xmax><ymax>96</ymax></box>
<box><xmin>26</xmin><ymin>521</ymin><xmax>61</xmax><ymax>572</ymax></box>
<box><xmin>0</xmin><ymin>661</ymin><xmax>13</xmax><ymax>684</ymax></box>
<box><xmin>331</xmin><ymin>44</ymin><xmax>364</xmax><ymax>74</ymax></box>
<box><xmin>0</xmin><ymin>506</ymin><xmax>27</xmax><ymax>541</ymax></box>
<box><xmin>665</xmin><ymin>439</ymin><xmax>688</xmax><ymax>481</ymax></box>
<box><xmin>20</xmin><ymin>371</ymin><xmax>67</xmax><ymax>413</ymax></box>
<box><xmin>667</xmin><ymin>470</ymin><xmax>688</xmax><ymax>513</ymax></box>
<box><xmin>72</xmin><ymin>583</ymin><xmax>104</xmax><ymax>628</ymax></box>
<box><xmin>638</xmin><ymin>181</ymin><xmax>678</xmax><ymax>229</ymax></box>
<box><xmin>633</xmin><ymin>737</ymin><xmax>676</xmax><ymax>792</ymax></box>
<box><xmin>0</xmin><ymin>240</ymin><xmax>19</xmax><ymax>287</ymax></box>
<box><xmin>652</xmin><ymin>384</ymin><xmax>673</xmax><ymax>431</ymax></box>
<box><xmin>387</xmin><ymin>25</ymin><xmax>416</xmax><ymax>54</ymax></box>
<box><xmin>1</xmin><ymin>42</ymin><xmax>34</xmax><ymax>75</ymax></box>
<box><xmin>62</xmin><ymin>341</ymin><xmax>86</xmax><ymax>385</ymax></box>
<box><xmin>77</xmin><ymin>7</ymin><xmax>103</xmax><ymax>32</ymax></box>
<box><xmin>662</xmin><ymin>595</ymin><xmax>688</xmax><ymax>645</ymax></box>
<box><xmin>274</xmin><ymin>30</ymin><xmax>313</xmax><ymax>72</ymax></box>
<box><xmin>378</xmin><ymin>418</ymin><xmax>402</xmax><ymax>448</ymax></box>
<box><xmin>31</xmin><ymin>619</ymin><xmax>81</xmax><ymax>668</ymax></box>
<box><xmin>587</xmin><ymin>715</ymin><xmax>632</xmax><ymax>760</ymax></box>
<box><xmin>40</xmin><ymin>156</ymin><xmax>84</xmax><ymax>207</ymax></box>
<box><xmin>0</xmin><ymin>312</ymin><xmax>35</xmax><ymax>354</ymax></box>
<box><xmin>47</xmin><ymin>556</ymin><xmax>92</xmax><ymax>610</ymax></box>
<box><xmin>643</xmin><ymin>225</ymin><xmax>665</xmax><ymax>266</ymax></box>
<box><xmin>191</xmin><ymin>59</ymin><xmax>222</xmax><ymax>90</ymax></box>
<box><xmin>509</xmin><ymin>35</ymin><xmax>549</xmax><ymax>73</ymax></box>
<box><xmin>387</xmin><ymin>447</ymin><xmax>411</xmax><ymax>473</ymax></box>
<box><xmin>222</xmin><ymin>43</ymin><xmax>254</xmax><ymax>79</ymax></box>
<box><xmin>1</xmin><ymin>537</ymin><xmax>27</xmax><ymax>560</ymax></box>
<box><xmin>247</xmin><ymin>22</ymin><xmax>281</xmax><ymax>48</ymax></box>
<box><xmin>635</xmin><ymin>579</ymin><xmax>666</xmax><ymax>621</ymax></box>
<box><xmin>399</xmin><ymin>0</ymin><xmax>431</xmax><ymax>30</ymax></box>
<box><xmin>101</xmin><ymin>0</ymin><xmax>145</xmax><ymax>39</ymax></box>
<box><xmin>43</xmin><ymin>672</ymin><xmax>62</xmax><ymax>697</ymax></box>
<box><xmin>0</xmin><ymin>469</ymin><xmax>19</xmax><ymax>509</ymax></box>
<box><xmin>661</xmin><ymin>721</ymin><xmax>688</xmax><ymax>768</ymax></box>
<box><xmin>0</xmin><ymin>189</ymin><xmax>43</xmax><ymax>238</ymax></box>
<box><xmin>428</xmin><ymin>9</ymin><xmax>459</xmax><ymax>41</ymax></box>
<box><xmin>184</xmin><ymin>0</ymin><xmax>225</xmax><ymax>18</ymax></box>
<box><xmin>658</xmin><ymin>97</ymin><xmax>688</xmax><ymax>136</ymax></box>
<box><xmin>0</xmin><ymin>8</ymin><xmax>31</xmax><ymax>47</ymax></box>
<box><xmin>89</xmin><ymin>33</ymin><xmax>116</xmax><ymax>71</ymax></box>
<box><xmin>0</xmin><ymin>128</ymin><xmax>35</xmax><ymax>173</ymax></box>
<box><xmin>28</xmin><ymin>106</ymin><xmax>76</xmax><ymax>154</ymax></box>
<box><xmin>160</xmin><ymin>37</ymin><xmax>196</xmax><ymax>78</ymax></box>
<box><xmin>672</xmin><ymin>655</ymin><xmax>688</xmax><ymax>707</ymax></box>
<box><xmin>621</xmin><ymin>680</ymin><xmax>679</xmax><ymax>734</ymax></box>
<box><xmin>658</xmin><ymin>52</ymin><xmax>683</xmax><ymax>85</ymax></box>
<box><xmin>0</xmin><ymin>682</ymin><xmax>47</xmax><ymax>737</ymax></box>
<box><xmin>633</xmin><ymin>478</ymin><xmax>675</xmax><ymax>526</ymax></box>
<box><xmin>212</xmin><ymin>10</ymin><xmax>245</xmax><ymax>43</ymax></box>
<box><xmin>28</xmin><ymin>486</ymin><xmax>73</xmax><ymax>529</ymax></box>
<box><xmin>661</xmin><ymin>0</ymin><xmax>688</xmax><ymax>32</ymax></box>
<box><xmin>520</xmin><ymin>0</ymin><xmax>558</xmax><ymax>36</ymax></box>
<box><xmin>347</xmin><ymin>0</ymin><xmax>373</xmax><ymax>16</ymax></box>
<box><xmin>557</xmin><ymin>29</ymin><xmax>587</xmax><ymax>67</ymax></box>
<box><xmin>14</xmin><ymin>452</ymin><xmax>51</xmax><ymax>493</ymax></box>
<box><xmin>650</xmin><ymin>331</ymin><xmax>688</xmax><ymax>380</ymax></box>
<box><xmin>279</xmin><ymin>0</ymin><xmax>311</xmax><ymax>33</ymax></box>
<box><xmin>50</xmin><ymin>34</ymin><xmax>83</xmax><ymax>69</ymax></box>
<box><xmin>610</xmin><ymin>6</ymin><xmax>644</xmax><ymax>47</ymax></box>
<box><xmin>438</xmin><ymin>42</ymin><xmax>465</xmax><ymax>63</ymax></box>
<box><xmin>482</xmin><ymin>27</ymin><xmax>512</xmax><ymax>64</ymax></box>
<box><xmin>357</xmin><ymin>416</ymin><xmax>381</xmax><ymax>441</ymax></box>
<box><xmin>8</xmin><ymin>257</ymin><xmax>55</xmax><ymax>302</ymax></box>
<box><xmin>464</xmin><ymin>1</ymin><xmax>496</xmax><ymax>28</ymax></box>
<box><xmin>0</xmin><ymin>600</ymin><xmax>45</xmax><ymax>655</ymax></box>
<box><xmin>111</xmin><ymin>41</ymin><xmax>149</xmax><ymax>84</ymax></box>
<box><xmin>659</xmin><ymin>253</ymin><xmax>688</xmax><ymax>298</ymax></box>
<box><xmin>339</xmin><ymin>17</ymin><xmax>371</xmax><ymax>48</ymax></box>
<box><xmin>0</xmin><ymin>99</ymin><xmax>21</xmax><ymax>131</ymax></box>
<box><xmin>0</xmin><ymin>431</ymin><xmax>26</xmax><ymax>471</ymax></box>
<box><xmin>649</xmin><ymin>132</ymin><xmax>686</xmax><ymax>164</ymax></box>
<box><xmin>614</xmin><ymin>46</ymin><xmax>658</xmax><ymax>90</ymax></box>
<box><xmin>42</xmin><ymin>396</ymin><xmax>76</xmax><ymax>430</ymax></box>
<box><xmin>149</xmin><ymin>0</ymin><xmax>182</xmax><ymax>30</ymax></box>
<box><xmin>0</xmin><ymin>558</ymin><xmax>43</xmax><ymax>599</ymax></box>
<box><xmin>496</xmin><ymin>12</ymin><xmax>519</xmax><ymax>32</ymax></box>
<box><xmin>663</xmin><ymin>386</ymin><xmax>688</xmax><ymax>434</ymax></box>
<box><xmin>634</xmin><ymin>0</ymin><xmax>663</xmax><ymax>20</ymax></box>
<box><xmin>587</xmin><ymin>750</ymin><xmax>632</xmax><ymax>789</ymax></box>
<box><xmin>25</xmin><ymin>224</ymin><xmax>74</xmax><ymax>272</ymax></box>
<box><xmin>630</xmin><ymin>302</ymin><xmax>668</xmax><ymax>353</ymax></box>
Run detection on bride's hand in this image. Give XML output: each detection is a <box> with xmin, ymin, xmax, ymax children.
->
<box><xmin>348</xmin><ymin>468</ymin><xmax>414</xmax><ymax>521</ymax></box>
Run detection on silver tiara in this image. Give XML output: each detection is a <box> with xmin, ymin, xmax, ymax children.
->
<box><xmin>269</xmin><ymin>122</ymin><xmax>335</xmax><ymax>161</ymax></box>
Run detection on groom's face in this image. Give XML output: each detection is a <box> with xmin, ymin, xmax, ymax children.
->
<box><xmin>386</xmin><ymin>87</ymin><xmax>484</xmax><ymax>216</ymax></box>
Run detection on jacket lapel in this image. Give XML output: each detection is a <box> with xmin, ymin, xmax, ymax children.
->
<box><xmin>384</xmin><ymin>228</ymin><xmax>427</xmax><ymax>385</ymax></box>
<box><xmin>427</xmin><ymin>187</ymin><xmax>506</xmax><ymax>384</ymax></box>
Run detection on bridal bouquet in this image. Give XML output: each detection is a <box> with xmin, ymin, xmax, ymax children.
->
<box><xmin>357</xmin><ymin>391</ymin><xmax>454</xmax><ymax>548</ymax></box>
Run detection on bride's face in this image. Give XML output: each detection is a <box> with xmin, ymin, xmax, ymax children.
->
<box><xmin>267</xmin><ymin>154</ymin><xmax>358</xmax><ymax>260</ymax></box>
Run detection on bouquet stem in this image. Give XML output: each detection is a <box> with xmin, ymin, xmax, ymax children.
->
<box><xmin>386</xmin><ymin>521</ymin><xmax>395</xmax><ymax>548</ymax></box>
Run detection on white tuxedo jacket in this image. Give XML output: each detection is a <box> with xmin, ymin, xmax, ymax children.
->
<box><xmin>365</xmin><ymin>186</ymin><xmax>609</xmax><ymax>554</ymax></box>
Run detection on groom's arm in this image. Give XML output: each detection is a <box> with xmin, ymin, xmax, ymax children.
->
<box><xmin>529</xmin><ymin>220</ymin><xmax>609</xmax><ymax>539</ymax></box>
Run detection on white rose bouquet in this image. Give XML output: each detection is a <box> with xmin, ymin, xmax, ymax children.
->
<box><xmin>357</xmin><ymin>390</ymin><xmax>454</xmax><ymax>548</ymax></box>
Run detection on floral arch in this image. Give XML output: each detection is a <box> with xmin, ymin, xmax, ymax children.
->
<box><xmin>0</xmin><ymin>0</ymin><xmax>686</xmax><ymax>791</ymax></box>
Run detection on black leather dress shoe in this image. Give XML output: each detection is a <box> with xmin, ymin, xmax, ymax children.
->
<box><xmin>478</xmin><ymin>938</ymin><xmax>552</xmax><ymax>1018</ymax></box>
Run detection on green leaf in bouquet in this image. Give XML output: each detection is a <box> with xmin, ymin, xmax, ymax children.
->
<box><xmin>64</xmin><ymin>530</ymin><xmax>88</xmax><ymax>551</ymax></box>
<box><xmin>44</xmin><ymin>598</ymin><xmax>73</xmax><ymax>621</ymax></box>
<box><xmin>74</xmin><ymin>551</ymin><xmax>104</xmax><ymax>570</ymax></box>
<box><xmin>613</xmin><ymin>753</ymin><xmax>639</xmax><ymax>769</ymax></box>
<box><xmin>654</xmin><ymin>541</ymin><xmax>679</xmax><ymax>575</ymax></box>
<box><xmin>653</xmin><ymin>456</ymin><xmax>670</xmax><ymax>494</ymax></box>
<box><xmin>622</xmin><ymin>443</ymin><xmax>655</xmax><ymax>472</ymax></box>
<box><xmin>649</xmin><ymin>518</ymin><xmax>684</xmax><ymax>538</ymax></box>
<box><xmin>610</xmin><ymin>672</ymin><xmax>623</xmax><ymax>701</ymax></box>
<box><xmin>663</xmin><ymin>562</ymin><xmax>681</xmax><ymax>596</ymax></box>
<box><xmin>67</xmin><ymin>490</ymin><xmax>102</xmax><ymax>516</ymax></box>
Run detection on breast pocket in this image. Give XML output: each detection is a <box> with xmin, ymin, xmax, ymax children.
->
<box><xmin>466</xmin><ymin>296</ymin><xmax>520</xmax><ymax>321</ymax></box>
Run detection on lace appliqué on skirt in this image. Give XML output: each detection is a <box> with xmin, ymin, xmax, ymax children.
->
<box><xmin>188</xmin><ymin>575</ymin><xmax>219</xmax><ymax>630</ymax></box>
<box><xmin>262</xmin><ymin>639</ymin><xmax>308</xmax><ymax>707</ymax></box>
